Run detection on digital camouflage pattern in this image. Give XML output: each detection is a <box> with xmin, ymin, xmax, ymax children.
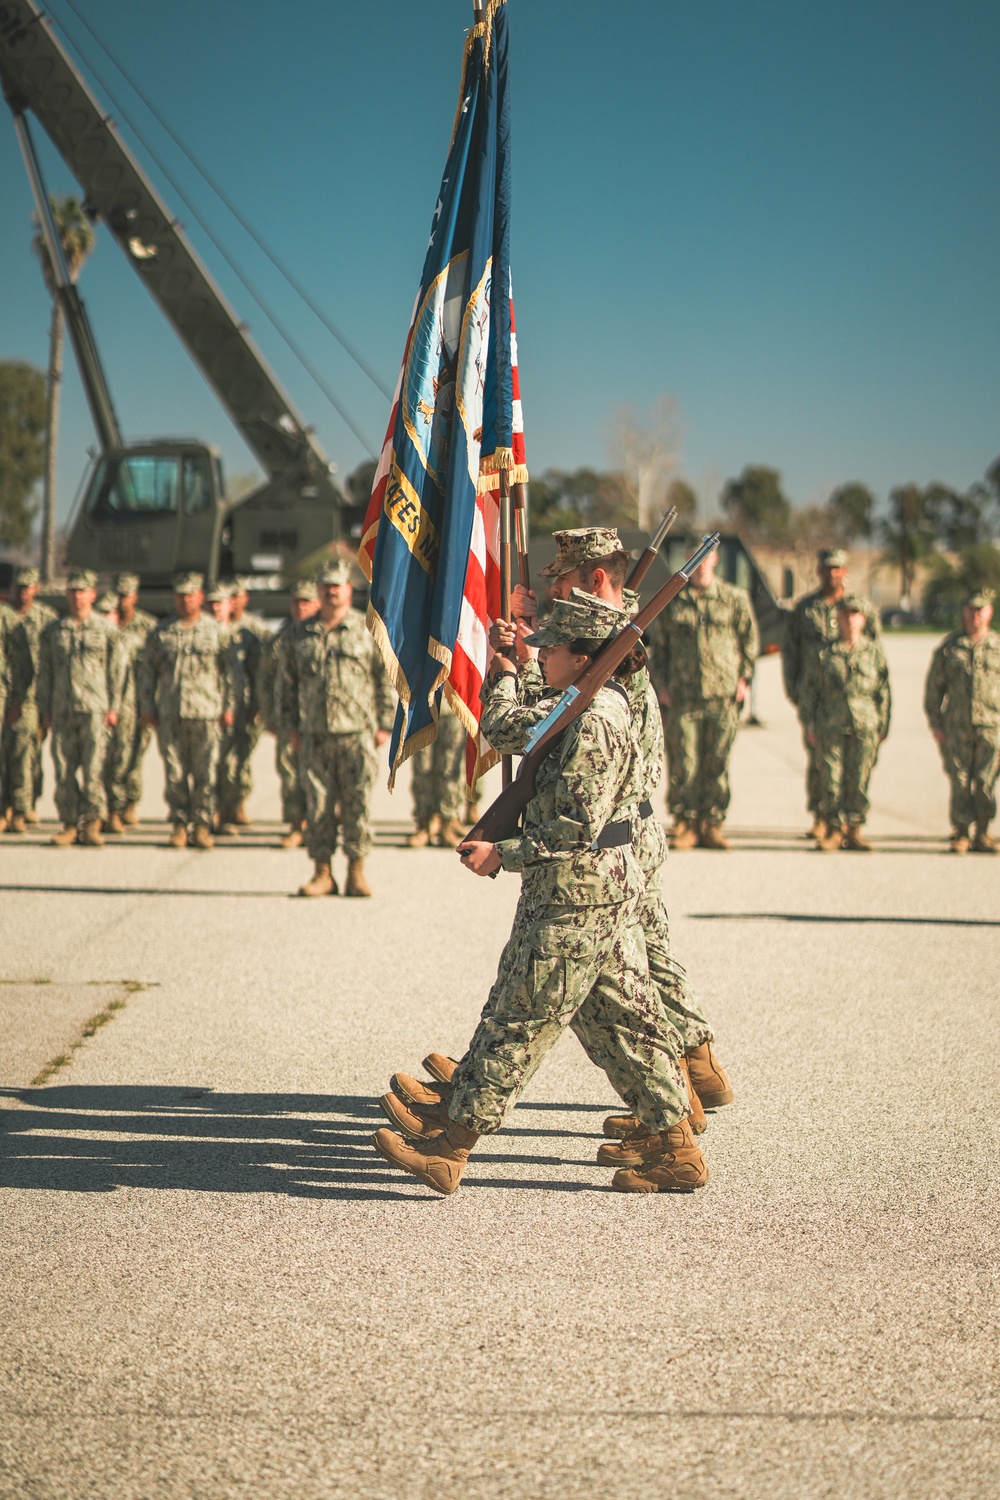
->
<box><xmin>799</xmin><ymin>637</ymin><xmax>891</xmax><ymax>828</ymax></box>
<box><xmin>258</xmin><ymin>621</ymin><xmax>307</xmax><ymax>825</ymax></box>
<box><xmin>0</xmin><ymin>599</ymin><xmax>56</xmax><ymax>814</ymax></box>
<box><xmin>137</xmin><ymin>616</ymin><xmax>239</xmax><ymax>722</ymax></box>
<box><xmin>157</xmin><ymin>718</ymin><xmax>221</xmax><ymax>828</ymax></box>
<box><xmin>782</xmin><ymin>587</ymin><xmax>880</xmax><ymax>816</ymax></box>
<box><xmin>276</xmin><ymin>608</ymin><xmax>394</xmax><ymax>864</ymax></box>
<box><xmin>217</xmin><ymin>620</ymin><xmax>265</xmax><ymax>820</ymax></box>
<box><xmin>104</xmin><ymin>607</ymin><xmax>156</xmax><ymax>814</ymax></box>
<box><xmin>647</xmin><ymin>578</ymin><xmax>757</xmax><ymax>828</ymax></box>
<box><xmin>411</xmin><ymin>699</ymin><xmax>467</xmax><ymax>827</ymax></box>
<box><xmin>924</xmin><ymin>627</ymin><xmax>1000</xmax><ymax>831</ymax></box>
<box><xmin>449</xmin><ymin>684</ymin><xmax>689</xmax><ymax>1136</ymax></box>
<box><xmin>275</xmin><ymin>609</ymin><xmax>393</xmax><ymax>738</ymax></box>
<box><xmin>37</xmin><ymin>613</ymin><xmax>125</xmax><ymax>827</ymax></box>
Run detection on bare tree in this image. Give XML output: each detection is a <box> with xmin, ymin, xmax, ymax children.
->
<box><xmin>32</xmin><ymin>195</ymin><xmax>95</xmax><ymax>582</ymax></box>
<box><xmin>608</xmin><ymin>395</ymin><xmax>681</xmax><ymax>532</ymax></box>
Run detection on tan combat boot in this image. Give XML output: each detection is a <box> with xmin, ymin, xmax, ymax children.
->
<box><xmin>611</xmin><ymin>1119</ymin><xmax>709</xmax><ymax>1193</ymax></box>
<box><xmin>973</xmin><ymin>828</ymin><xmax>998</xmax><ymax>854</ymax></box>
<box><xmin>345</xmin><ymin>858</ymin><xmax>372</xmax><ymax>897</ymax></box>
<box><xmin>299</xmin><ymin>862</ymin><xmax>337</xmax><ymax>897</ymax></box>
<box><xmin>407</xmin><ymin>823</ymin><xmax>432</xmax><ymax>848</ymax></box>
<box><xmin>422</xmin><ymin>1053</ymin><xmax>458</xmax><ymax>1085</ymax></box>
<box><xmin>680</xmin><ymin>1056</ymin><xmax>708</xmax><ymax>1134</ymax></box>
<box><xmin>372</xmin><ymin>1120</ymin><xmax>479</xmax><ymax>1195</ymax></box>
<box><xmin>6</xmin><ymin>813</ymin><xmax>27</xmax><ymax>834</ymax></box>
<box><xmin>378</xmin><ymin>1091</ymin><xmax>449</xmax><ymax>1139</ymax></box>
<box><xmin>949</xmin><ymin>827</ymin><xmax>970</xmax><ymax>853</ymax></box>
<box><xmin>280</xmin><ymin>825</ymin><xmax>304</xmax><ymax>849</ymax></box>
<box><xmin>699</xmin><ymin>822</ymin><xmax>730</xmax><ymax>851</ymax></box>
<box><xmin>25</xmin><ymin>808</ymin><xmax>39</xmax><ymax>826</ymax></box>
<box><xmin>122</xmin><ymin>802</ymin><xmax>140</xmax><ymax>826</ymax></box>
<box><xmin>603</xmin><ymin>1112</ymin><xmax>641</xmax><ymax>1139</ymax></box>
<box><xmin>234</xmin><ymin>800</ymin><xmax>251</xmax><ymax>827</ymax></box>
<box><xmin>80</xmin><ymin>820</ymin><xmax>105</xmax><ymax>847</ymax></box>
<box><xmin>105</xmin><ymin>811</ymin><xmax>125</xmax><ymax>835</ymax></box>
<box><xmin>818</xmin><ymin>824</ymin><xmax>844</xmax><ymax>851</ymax></box>
<box><xmin>390</xmin><ymin>1071</ymin><xmax>452</xmax><ymax>1109</ymax></box>
<box><xmin>192</xmin><ymin>824</ymin><xmax>215</xmax><ymax>850</ymax></box>
<box><xmin>842</xmin><ymin>825</ymin><xmax>873</xmax><ymax>852</ymax></box>
<box><xmin>597</xmin><ymin>1125</ymin><xmax>665</xmax><ymax>1167</ymax></box>
<box><xmin>51</xmin><ymin>823</ymin><xmax>78</xmax><ymax>846</ymax></box>
<box><xmin>437</xmin><ymin>818</ymin><xmax>467</xmax><ymax>848</ymax></box>
<box><xmin>669</xmin><ymin>819</ymin><xmax>698</xmax><ymax>850</ymax></box>
<box><xmin>465</xmin><ymin>801</ymin><xmax>480</xmax><ymax>824</ymax></box>
<box><xmin>808</xmin><ymin>815</ymin><xmax>827</xmax><ymax>840</ymax></box>
<box><xmin>168</xmin><ymin>822</ymin><xmax>188</xmax><ymax>848</ymax></box>
<box><xmin>686</xmin><ymin>1041</ymin><xmax>734</xmax><ymax>1109</ymax></box>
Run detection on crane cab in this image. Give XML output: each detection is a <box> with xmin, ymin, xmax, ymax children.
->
<box><xmin>66</xmin><ymin>441</ymin><xmax>225</xmax><ymax>586</ymax></box>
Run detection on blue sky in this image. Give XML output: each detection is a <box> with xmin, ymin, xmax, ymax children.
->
<box><xmin>1</xmin><ymin>0</ymin><xmax>998</xmax><ymax>528</ymax></box>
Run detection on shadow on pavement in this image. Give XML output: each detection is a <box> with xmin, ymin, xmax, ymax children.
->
<box><xmin>689</xmin><ymin>912</ymin><xmax>1000</xmax><ymax>928</ymax></box>
<box><xmin>0</xmin><ymin>884</ymin><xmax>291</xmax><ymax>898</ymax></box>
<box><xmin>0</xmin><ymin>1086</ymin><xmax>603</xmax><ymax>1199</ymax></box>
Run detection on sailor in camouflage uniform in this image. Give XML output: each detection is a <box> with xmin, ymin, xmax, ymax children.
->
<box><xmin>924</xmin><ymin>588</ymin><xmax>1000</xmax><ymax>854</ymax></box>
<box><xmin>799</xmin><ymin>595</ymin><xmax>891</xmax><ymax>852</ymax></box>
<box><xmin>647</xmin><ymin>545</ymin><xmax>758</xmax><ymax>850</ymax></box>
<box><xmin>782</xmin><ymin>547</ymin><xmax>881</xmax><ymax>840</ymax></box>
<box><xmin>276</xmin><ymin>560</ymin><xmax>394</xmax><ymax>897</ymax></box>
<box><xmin>105</xmin><ymin>573</ymin><xmax>157</xmax><ymax>828</ymax></box>
<box><xmin>204</xmin><ymin>584</ymin><xmax>245</xmax><ymax>834</ymax></box>
<box><xmin>373</xmin><ymin>595</ymin><xmax>708</xmax><ymax>1196</ymax></box>
<box><xmin>137</xmin><ymin>571</ymin><xmax>238</xmax><ymax>850</ymax></box>
<box><xmin>37</xmin><ymin>570</ymin><xmax>125</xmax><ymax>847</ymax></box>
<box><xmin>258</xmin><ymin>580</ymin><xmax>319</xmax><ymax>847</ymax></box>
<box><xmin>0</xmin><ymin>585</ymin><xmax>35</xmax><ymax>827</ymax></box>
<box><xmin>1</xmin><ymin>567</ymin><xmax>56</xmax><ymax>832</ymax></box>
<box><xmin>224</xmin><ymin>577</ymin><xmax>271</xmax><ymax>826</ymax></box>
<box><xmin>407</xmin><ymin>696</ymin><xmax>468</xmax><ymax>848</ymax></box>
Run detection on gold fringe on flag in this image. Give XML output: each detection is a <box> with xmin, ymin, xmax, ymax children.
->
<box><xmin>476</xmin><ymin>462</ymin><xmax>529</xmax><ymax>496</ymax></box>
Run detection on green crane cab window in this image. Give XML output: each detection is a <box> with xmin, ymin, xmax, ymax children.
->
<box><xmin>86</xmin><ymin>455</ymin><xmax>180</xmax><ymax>517</ymax></box>
<box><xmin>183</xmin><ymin>456</ymin><xmax>212</xmax><ymax>515</ymax></box>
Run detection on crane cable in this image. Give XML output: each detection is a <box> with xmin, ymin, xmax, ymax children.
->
<box><xmin>47</xmin><ymin>0</ymin><xmax>381</xmax><ymax>459</ymax></box>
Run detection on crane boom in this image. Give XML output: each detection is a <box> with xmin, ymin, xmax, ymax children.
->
<box><xmin>0</xmin><ymin>0</ymin><xmax>337</xmax><ymax>497</ymax></box>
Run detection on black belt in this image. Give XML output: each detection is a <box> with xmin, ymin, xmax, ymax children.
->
<box><xmin>592</xmin><ymin>818</ymin><xmax>634</xmax><ymax>850</ymax></box>
<box><xmin>639</xmin><ymin>799</ymin><xmax>653</xmax><ymax>818</ymax></box>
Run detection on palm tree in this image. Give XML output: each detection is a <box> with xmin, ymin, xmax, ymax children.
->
<box><xmin>32</xmin><ymin>195</ymin><xmax>95</xmax><ymax>581</ymax></box>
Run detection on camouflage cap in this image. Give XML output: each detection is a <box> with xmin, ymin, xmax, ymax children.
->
<box><xmin>964</xmin><ymin>588</ymin><xmax>996</xmax><ymax>609</ymax></box>
<box><xmin>230</xmin><ymin>575</ymin><xmax>252</xmax><ymax>595</ymax></box>
<box><xmin>538</xmin><ymin>527</ymin><xmax>625</xmax><ymax>578</ymax></box>
<box><xmin>66</xmin><ymin>569</ymin><xmax>98</xmax><ymax>590</ymax></box>
<box><xmin>291</xmin><ymin>579</ymin><xmax>319</xmax><ymax>601</ymax></box>
<box><xmin>818</xmin><ymin>547</ymin><xmax>848</xmax><ymax>569</ymax></box>
<box><xmin>525</xmin><ymin>594</ymin><xmax>630</xmax><ymax>648</ymax></box>
<box><xmin>14</xmin><ymin>566</ymin><xmax>39</xmax><ymax>587</ymax></box>
<box><xmin>94</xmin><ymin>592</ymin><xmax>119</xmax><ymax>615</ymax></box>
<box><xmin>316</xmin><ymin>559</ymin><xmax>352</xmax><ymax>586</ymax></box>
<box><xmin>172</xmin><ymin>571</ymin><xmax>205</xmax><ymax>595</ymax></box>
<box><xmin>114</xmin><ymin>572</ymin><xmax>140</xmax><ymax>596</ymax></box>
<box><xmin>836</xmin><ymin>593</ymin><xmax>866</xmax><ymax>614</ymax></box>
<box><xmin>204</xmin><ymin>584</ymin><xmax>231</xmax><ymax>604</ymax></box>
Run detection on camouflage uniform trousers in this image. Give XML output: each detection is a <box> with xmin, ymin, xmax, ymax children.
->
<box><xmin>237</xmin><ymin>719</ymin><xmax>262</xmax><ymax>800</ymax></box>
<box><xmin>798</xmin><ymin>713</ymin><xmax>823</xmax><ymax>817</ymax></box>
<box><xmin>815</xmin><ymin>728</ymin><xmax>881</xmax><ymax>828</ymax></box>
<box><xmin>105</xmin><ymin>712</ymin><xmax>151</xmax><ymax>813</ymax></box>
<box><xmin>664</xmin><ymin>697</ymin><xmax>740</xmax><ymax>825</ymax></box>
<box><xmin>411</xmin><ymin>711</ymin><xmax>466</xmax><ymax>827</ymax></box>
<box><xmin>302</xmin><ymin>731</ymin><xmax>376</xmax><ymax>863</ymax></box>
<box><xmin>50</xmin><ymin>711</ymin><xmax>109</xmax><ymax>825</ymax></box>
<box><xmin>938</xmin><ymin>726</ymin><xmax>1000</xmax><ymax>831</ymax></box>
<box><xmin>448</xmin><ymin>893</ymin><xmax>690</xmax><ymax>1137</ymax></box>
<box><xmin>217</xmin><ymin>716</ymin><xmax>259</xmax><ymax>819</ymax></box>
<box><xmin>276</xmin><ymin>729</ymin><xmax>307</xmax><ymax>826</ymax></box>
<box><xmin>639</xmin><ymin>881</ymin><xmax>713</xmax><ymax>1052</ymax></box>
<box><xmin>157</xmin><ymin>718</ymin><xmax>220</xmax><ymax>827</ymax></box>
<box><xmin>1</xmin><ymin>704</ymin><xmax>43</xmax><ymax>815</ymax></box>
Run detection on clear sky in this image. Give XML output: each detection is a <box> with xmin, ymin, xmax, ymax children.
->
<box><xmin>1</xmin><ymin>0</ymin><xmax>998</xmax><ymax>529</ymax></box>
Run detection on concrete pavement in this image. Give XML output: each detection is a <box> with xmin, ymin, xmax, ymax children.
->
<box><xmin>1</xmin><ymin>633</ymin><xmax>997</xmax><ymax>1499</ymax></box>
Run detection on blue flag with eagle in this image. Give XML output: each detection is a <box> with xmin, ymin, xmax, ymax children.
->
<box><xmin>359</xmin><ymin>0</ymin><xmax>519</xmax><ymax>786</ymax></box>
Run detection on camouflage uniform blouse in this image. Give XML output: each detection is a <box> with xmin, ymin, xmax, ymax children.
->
<box><xmin>924</xmin><ymin>630</ymin><xmax>1000</xmax><ymax>735</ymax></box>
<box><xmin>799</xmin><ymin>638</ymin><xmax>891</xmax><ymax>740</ymax></box>
<box><xmin>484</xmin><ymin>676</ymin><xmax>643</xmax><ymax>908</ymax></box>
<box><xmin>137</xmin><ymin>616</ymin><xmax>238</xmax><ymax>720</ymax></box>
<box><xmin>782</xmin><ymin>589</ymin><xmax>880</xmax><ymax>708</ymax></box>
<box><xmin>648</xmin><ymin>578</ymin><xmax>758</xmax><ymax>709</ymax></box>
<box><xmin>37</xmin><ymin>614</ymin><xmax>125</xmax><ymax>720</ymax></box>
<box><xmin>276</xmin><ymin>608</ymin><xmax>394</xmax><ymax>737</ymax></box>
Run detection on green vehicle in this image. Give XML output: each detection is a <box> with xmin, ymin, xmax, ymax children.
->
<box><xmin>1</xmin><ymin>0</ymin><xmax>360</xmax><ymax>614</ymax></box>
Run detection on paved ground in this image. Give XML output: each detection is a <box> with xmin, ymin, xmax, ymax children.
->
<box><xmin>1</xmin><ymin>634</ymin><xmax>997</xmax><ymax>1499</ymax></box>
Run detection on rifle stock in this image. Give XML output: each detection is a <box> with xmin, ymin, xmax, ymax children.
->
<box><xmin>468</xmin><ymin>531</ymin><xmax>721</xmax><ymax>845</ymax></box>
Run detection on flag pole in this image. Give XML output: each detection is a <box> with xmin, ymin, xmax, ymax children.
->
<box><xmin>512</xmin><ymin>480</ymin><xmax>531</xmax><ymax>588</ymax></box>
<box><xmin>499</xmin><ymin>466</ymin><xmax>514</xmax><ymax>787</ymax></box>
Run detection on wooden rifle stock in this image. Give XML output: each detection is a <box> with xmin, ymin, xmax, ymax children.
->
<box><xmin>468</xmin><ymin>531</ymin><xmax>721</xmax><ymax>845</ymax></box>
<box><xmin>625</xmin><ymin>505</ymin><xmax>678</xmax><ymax>593</ymax></box>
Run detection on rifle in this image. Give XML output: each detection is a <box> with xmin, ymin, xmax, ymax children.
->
<box><xmin>468</xmin><ymin>531</ymin><xmax>720</xmax><ymax>846</ymax></box>
<box><xmin>625</xmin><ymin>505</ymin><xmax>678</xmax><ymax>593</ymax></box>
